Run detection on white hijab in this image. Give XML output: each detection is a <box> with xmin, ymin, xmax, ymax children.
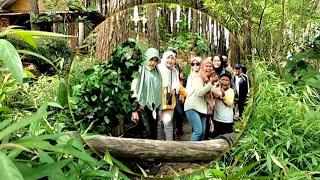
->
<box><xmin>158</xmin><ymin>51</ymin><xmax>180</xmax><ymax>94</ymax></box>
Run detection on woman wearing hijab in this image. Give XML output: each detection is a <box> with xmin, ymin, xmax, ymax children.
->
<box><xmin>130</xmin><ymin>48</ymin><xmax>162</xmax><ymax>139</ymax></box>
<box><xmin>184</xmin><ymin>59</ymin><xmax>218</xmax><ymax>141</ymax></box>
<box><xmin>157</xmin><ymin>51</ymin><xmax>186</xmax><ymax>141</ymax></box>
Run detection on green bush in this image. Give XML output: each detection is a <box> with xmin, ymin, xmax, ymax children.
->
<box><xmin>8</xmin><ymin>36</ymin><xmax>71</xmax><ymax>74</ymax></box>
<box><xmin>195</xmin><ymin>60</ymin><xmax>320</xmax><ymax>179</ymax></box>
<box><xmin>168</xmin><ymin>32</ymin><xmax>210</xmax><ymax>56</ymax></box>
<box><xmin>71</xmin><ymin>40</ymin><xmax>145</xmax><ymax>134</ymax></box>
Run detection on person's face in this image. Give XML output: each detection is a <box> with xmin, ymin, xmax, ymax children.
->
<box><xmin>234</xmin><ymin>67</ymin><xmax>242</xmax><ymax>76</ymax></box>
<box><xmin>203</xmin><ymin>63</ymin><xmax>213</xmax><ymax>77</ymax></box>
<box><xmin>147</xmin><ymin>57</ymin><xmax>158</xmax><ymax>69</ymax></box>
<box><xmin>213</xmin><ymin>56</ymin><xmax>221</xmax><ymax>68</ymax></box>
<box><xmin>191</xmin><ymin>60</ymin><xmax>201</xmax><ymax>72</ymax></box>
<box><xmin>166</xmin><ymin>55</ymin><xmax>175</xmax><ymax>69</ymax></box>
<box><xmin>220</xmin><ymin>76</ymin><xmax>231</xmax><ymax>90</ymax></box>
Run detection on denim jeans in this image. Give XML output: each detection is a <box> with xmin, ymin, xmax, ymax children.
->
<box><xmin>186</xmin><ymin>109</ymin><xmax>206</xmax><ymax>141</ymax></box>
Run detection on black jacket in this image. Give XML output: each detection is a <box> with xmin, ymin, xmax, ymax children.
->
<box><xmin>232</xmin><ymin>74</ymin><xmax>249</xmax><ymax>103</ymax></box>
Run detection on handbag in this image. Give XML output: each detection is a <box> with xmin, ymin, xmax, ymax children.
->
<box><xmin>166</xmin><ymin>70</ymin><xmax>173</xmax><ymax>105</ymax></box>
<box><xmin>166</xmin><ymin>92</ymin><xmax>173</xmax><ymax>105</ymax></box>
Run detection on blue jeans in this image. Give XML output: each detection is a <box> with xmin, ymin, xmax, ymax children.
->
<box><xmin>186</xmin><ymin>109</ymin><xmax>206</xmax><ymax>141</ymax></box>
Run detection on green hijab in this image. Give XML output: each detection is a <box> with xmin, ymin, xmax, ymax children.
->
<box><xmin>135</xmin><ymin>48</ymin><xmax>162</xmax><ymax>111</ymax></box>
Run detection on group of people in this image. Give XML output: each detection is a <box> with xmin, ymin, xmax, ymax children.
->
<box><xmin>129</xmin><ymin>48</ymin><xmax>250</xmax><ymax>141</ymax></box>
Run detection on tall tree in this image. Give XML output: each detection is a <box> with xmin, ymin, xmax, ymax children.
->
<box><xmin>147</xmin><ymin>4</ymin><xmax>160</xmax><ymax>49</ymax></box>
<box><xmin>242</xmin><ymin>0</ymin><xmax>252</xmax><ymax>60</ymax></box>
<box><xmin>96</xmin><ymin>1</ymin><xmax>130</xmax><ymax>62</ymax></box>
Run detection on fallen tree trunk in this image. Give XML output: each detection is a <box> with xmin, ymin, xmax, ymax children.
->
<box><xmin>85</xmin><ymin>133</ymin><xmax>238</xmax><ymax>162</ymax></box>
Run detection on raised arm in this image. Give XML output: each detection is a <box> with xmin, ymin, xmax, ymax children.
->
<box><xmin>192</xmin><ymin>77</ymin><xmax>212</xmax><ymax>96</ymax></box>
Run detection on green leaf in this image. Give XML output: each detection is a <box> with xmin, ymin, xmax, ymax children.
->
<box><xmin>266</xmin><ymin>154</ymin><xmax>272</xmax><ymax>173</ymax></box>
<box><xmin>15</xmin><ymin>159</ymin><xmax>70</xmax><ymax>180</ymax></box>
<box><xmin>111</xmin><ymin>156</ymin><xmax>134</xmax><ymax>174</ymax></box>
<box><xmin>17</xmin><ymin>50</ymin><xmax>57</xmax><ymax>70</ymax></box>
<box><xmin>0</xmin><ymin>39</ymin><xmax>24</xmax><ymax>84</ymax></box>
<box><xmin>103</xmin><ymin>149</ymin><xmax>113</xmax><ymax>166</ymax></box>
<box><xmin>0</xmin><ymin>151</ymin><xmax>24</xmax><ymax>180</ymax></box>
<box><xmin>23</xmin><ymin>69</ymin><xmax>36</xmax><ymax>79</ymax></box>
<box><xmin>303</xmin><ymin>78</ymin><xmax>320</xmax><ymax>89</ymax></box>
<box><xmin>210</xmin><ymin>169</ymin><xmax>226</xmax><ymax>179</ymax></box>
<box><xmin>57</xmin><ymin>78</ymin><xmax>67</xmax><ymax>107</ymax></box>
<box><xmin>48</xmin><ymin>101</ymin><xmax>63</xmax><ymax>109</ymax></box>
<box><xmin>270</xmin><ymin>154</ymin><xmax>284</xmax><ymax>169</ymax></box>
<box><xmin>0</xmin><ymin>103</ymin><xmax>47</xmax><ymax>141</ymax></box>
<box><xmin>82</xmin><ymin>170</ymin><xmax>117</xmax><ymax>178</ymax></box>
<box><xmin>15</xmin><ymin>33</ymin><xmax>38</xmax><ymax>49</ymax></box>
<box><xmin>0</xmin><ymin>119</ymin><xmax>11</xmax><ymax>131</ymax></box>
<box><xmin>91</xmin><ymin>95</ymin><xmax>97</xmax><ymax>101</ymax></box>
<box><xmin>6</xmin><ymin>29</ymin><xmax>74</xmax><ymax>38</ymax></box>
<box><xmin>230</xmin><ymin>161</ymin><xmax>259</xmax><ymax>180</ymax></box>
<box><xmin>0</xmin><ymin>106</ymin><xmax>13</xmax><ymax>114</ymax></box>
<box><xmin>37</xmin><ymin>149</ymin><xmax>55</xmax><ymax>163</ymax></box>
<box><xmin>14</xmin><ymin>139</ymin><xmax>97</xmax><ymax>164</ymax></box>
<box><xmin>136</xmin><ymin>164</ymin><xmax>149</xmax><ymax>177</ymax></box>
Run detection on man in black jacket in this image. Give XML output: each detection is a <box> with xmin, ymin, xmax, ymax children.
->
<box><xmin>232</xmin><ymin>64</ymin><xmax>249</xmax><ymax>120</ymax></box>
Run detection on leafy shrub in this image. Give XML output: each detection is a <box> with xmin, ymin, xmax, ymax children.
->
<box><xmin>71</xmin><ymin>40</ymin><xmax>145</xmax><ymax>134</ymax></box>
<box><xmin>168</xmin><ymin>32</ymin><xmax>210</xmax><ymax>56</ymax></box>
<box><xmin>8</xmin><ymin>36</ymin><xmax>71</xmax><ymax>74</ymax></box>
<box><xmin>198</xmin><ymin>60</ymin><xmax>320</xmax><ymax>179</ymax></box>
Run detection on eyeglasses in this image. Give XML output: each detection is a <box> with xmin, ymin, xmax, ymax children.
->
<box><xmin>191</xmin><ymin>62</ymin><xmax>201</xmax><ymax>66</ymax></box>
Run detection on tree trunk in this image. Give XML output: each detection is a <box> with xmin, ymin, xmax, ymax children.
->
<box><xmin>210</xmin><ymin>19</ymin><xmax>215</xmax><ymax>53</ymax></box>
<box><xmin>219</xmin><ymin>25</ymin><xmax>226</xmax><ymax>55</ymax></box>
<box><xmin>201</xmin><ymin>12</ymin><xmax>206</xmax><ymax>36</ymax></box>
<box><xmin>96</xmin><ymin>2</ymin><xmax>130</xmax><ymax>62</ymax></box>
<box><xmin>29</xmin><ymin>0</ymin><xmax>40</xmax><ymax>30</ymax></box>
<box><xmin>215</xmin><ymin>22</ymin><xmax>219</xmax><ymax>54</ymax></box>
<box><xmin>86</xmin><ymin>134</ymin><xmax>237</xmax><ymax>162</ymax></box>
<box><xmin>242</xmin><ymin>0</ymin><xmax>252</xmax><ymax>60</ymax></box>
<box><xmin>147</xmin><ymin>5</ymin><xmax>160</xmax><ymax>49</ymax></box>
<box><xmin>163</xmin><ymin>7</ymin><xmax>171</xmax><ymax>34</ymax></box>
<box><xmin>191</xmin><ymin>9</ymin><xmax>198</xmax><ymax>35</ymax></box>
<box><xmin>229</xmin><ymin>32</ymin><xmax>240</xmax><ymax>66</ymax></box>
<box><xmin>172</xmin><ymin>8</ymin><xmax>177</xmax><ymax>36</ymax></box>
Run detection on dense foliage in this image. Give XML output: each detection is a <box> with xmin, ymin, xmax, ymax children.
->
<box><xmin>70</xmin><ymin>40</ymin><xmax>144</xmax><ymax>134</ymax></box>
<box><xmin>167</xmin><ymin>32</ymin><xmax>210</xmax><ymax>56</ymax></box>
<box><xmin>183</xmin><ymin>59</ymin><xmax>320</xmax><ymax>179</ymax></box>
<box><xmin>9</xmin><ymin>36</ymin><xmax>71</xmax><ymax>74</ymax></box>
<box><xmin>1</xmin><ymin>1</ymin><xmax>320</xmax><ymax>179</ymax></box>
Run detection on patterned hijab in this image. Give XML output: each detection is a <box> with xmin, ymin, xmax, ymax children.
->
<box><xmin>196</xmin><ymin>59</ymin><xmax>215</xmax><ymax>109</ymax></box>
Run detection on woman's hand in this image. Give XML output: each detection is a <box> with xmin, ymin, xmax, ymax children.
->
<box><xmin>210</xmin><ymin>75</ymin><xmax>219</xmax><ymax>84</ymax></box>
<box><xmin>131</xmin><ymin>111</ymin><xmax>139</xmax><ymax>124</ymax></box>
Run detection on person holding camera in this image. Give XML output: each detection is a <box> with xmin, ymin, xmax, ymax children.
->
<box><xmin>157</xmin><ymin>51</ymin><xmax>186</xmax><ymax>141</ymax></box>
<box><xmin>184</xmin><ymin>59</ymin><xmax>218</xmax><ymax>141</ymax></box>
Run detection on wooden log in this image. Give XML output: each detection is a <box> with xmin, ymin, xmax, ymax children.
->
<box><xmin>86</xmin><ymin>134</ymin><xmax>237</xmax><ymax>162</ymax></box>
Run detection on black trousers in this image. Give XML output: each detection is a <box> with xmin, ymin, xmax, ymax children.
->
<box><xmin>209</xmin><ymin>120</ymin><xmax>233</xmax><ymax>139</ymax></box>
<box><xmin>237</xmin><ymin>100</ymin><xmax>246</xmax><ymax>117</ymax></box>
<box><xmin>173</xmin><ymin>94</ymin><xmax>185</xmax><ymax>136</ymax></box>
<box><xmin>123</xmin><ymin>107</ymin><xmax>158</xmax><ymax>139</ymax></box>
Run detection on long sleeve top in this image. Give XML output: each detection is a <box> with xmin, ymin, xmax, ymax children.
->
<box><xmin>184</xmin><ymin>77</ymin><xmax>213</xmax><ymax>114</ymax></box>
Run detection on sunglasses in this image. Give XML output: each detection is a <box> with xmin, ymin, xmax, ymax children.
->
<box><xmin>191</xmin><ymin>62</ymin><xmax>201</xmax><ymax>66</ymax></box>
